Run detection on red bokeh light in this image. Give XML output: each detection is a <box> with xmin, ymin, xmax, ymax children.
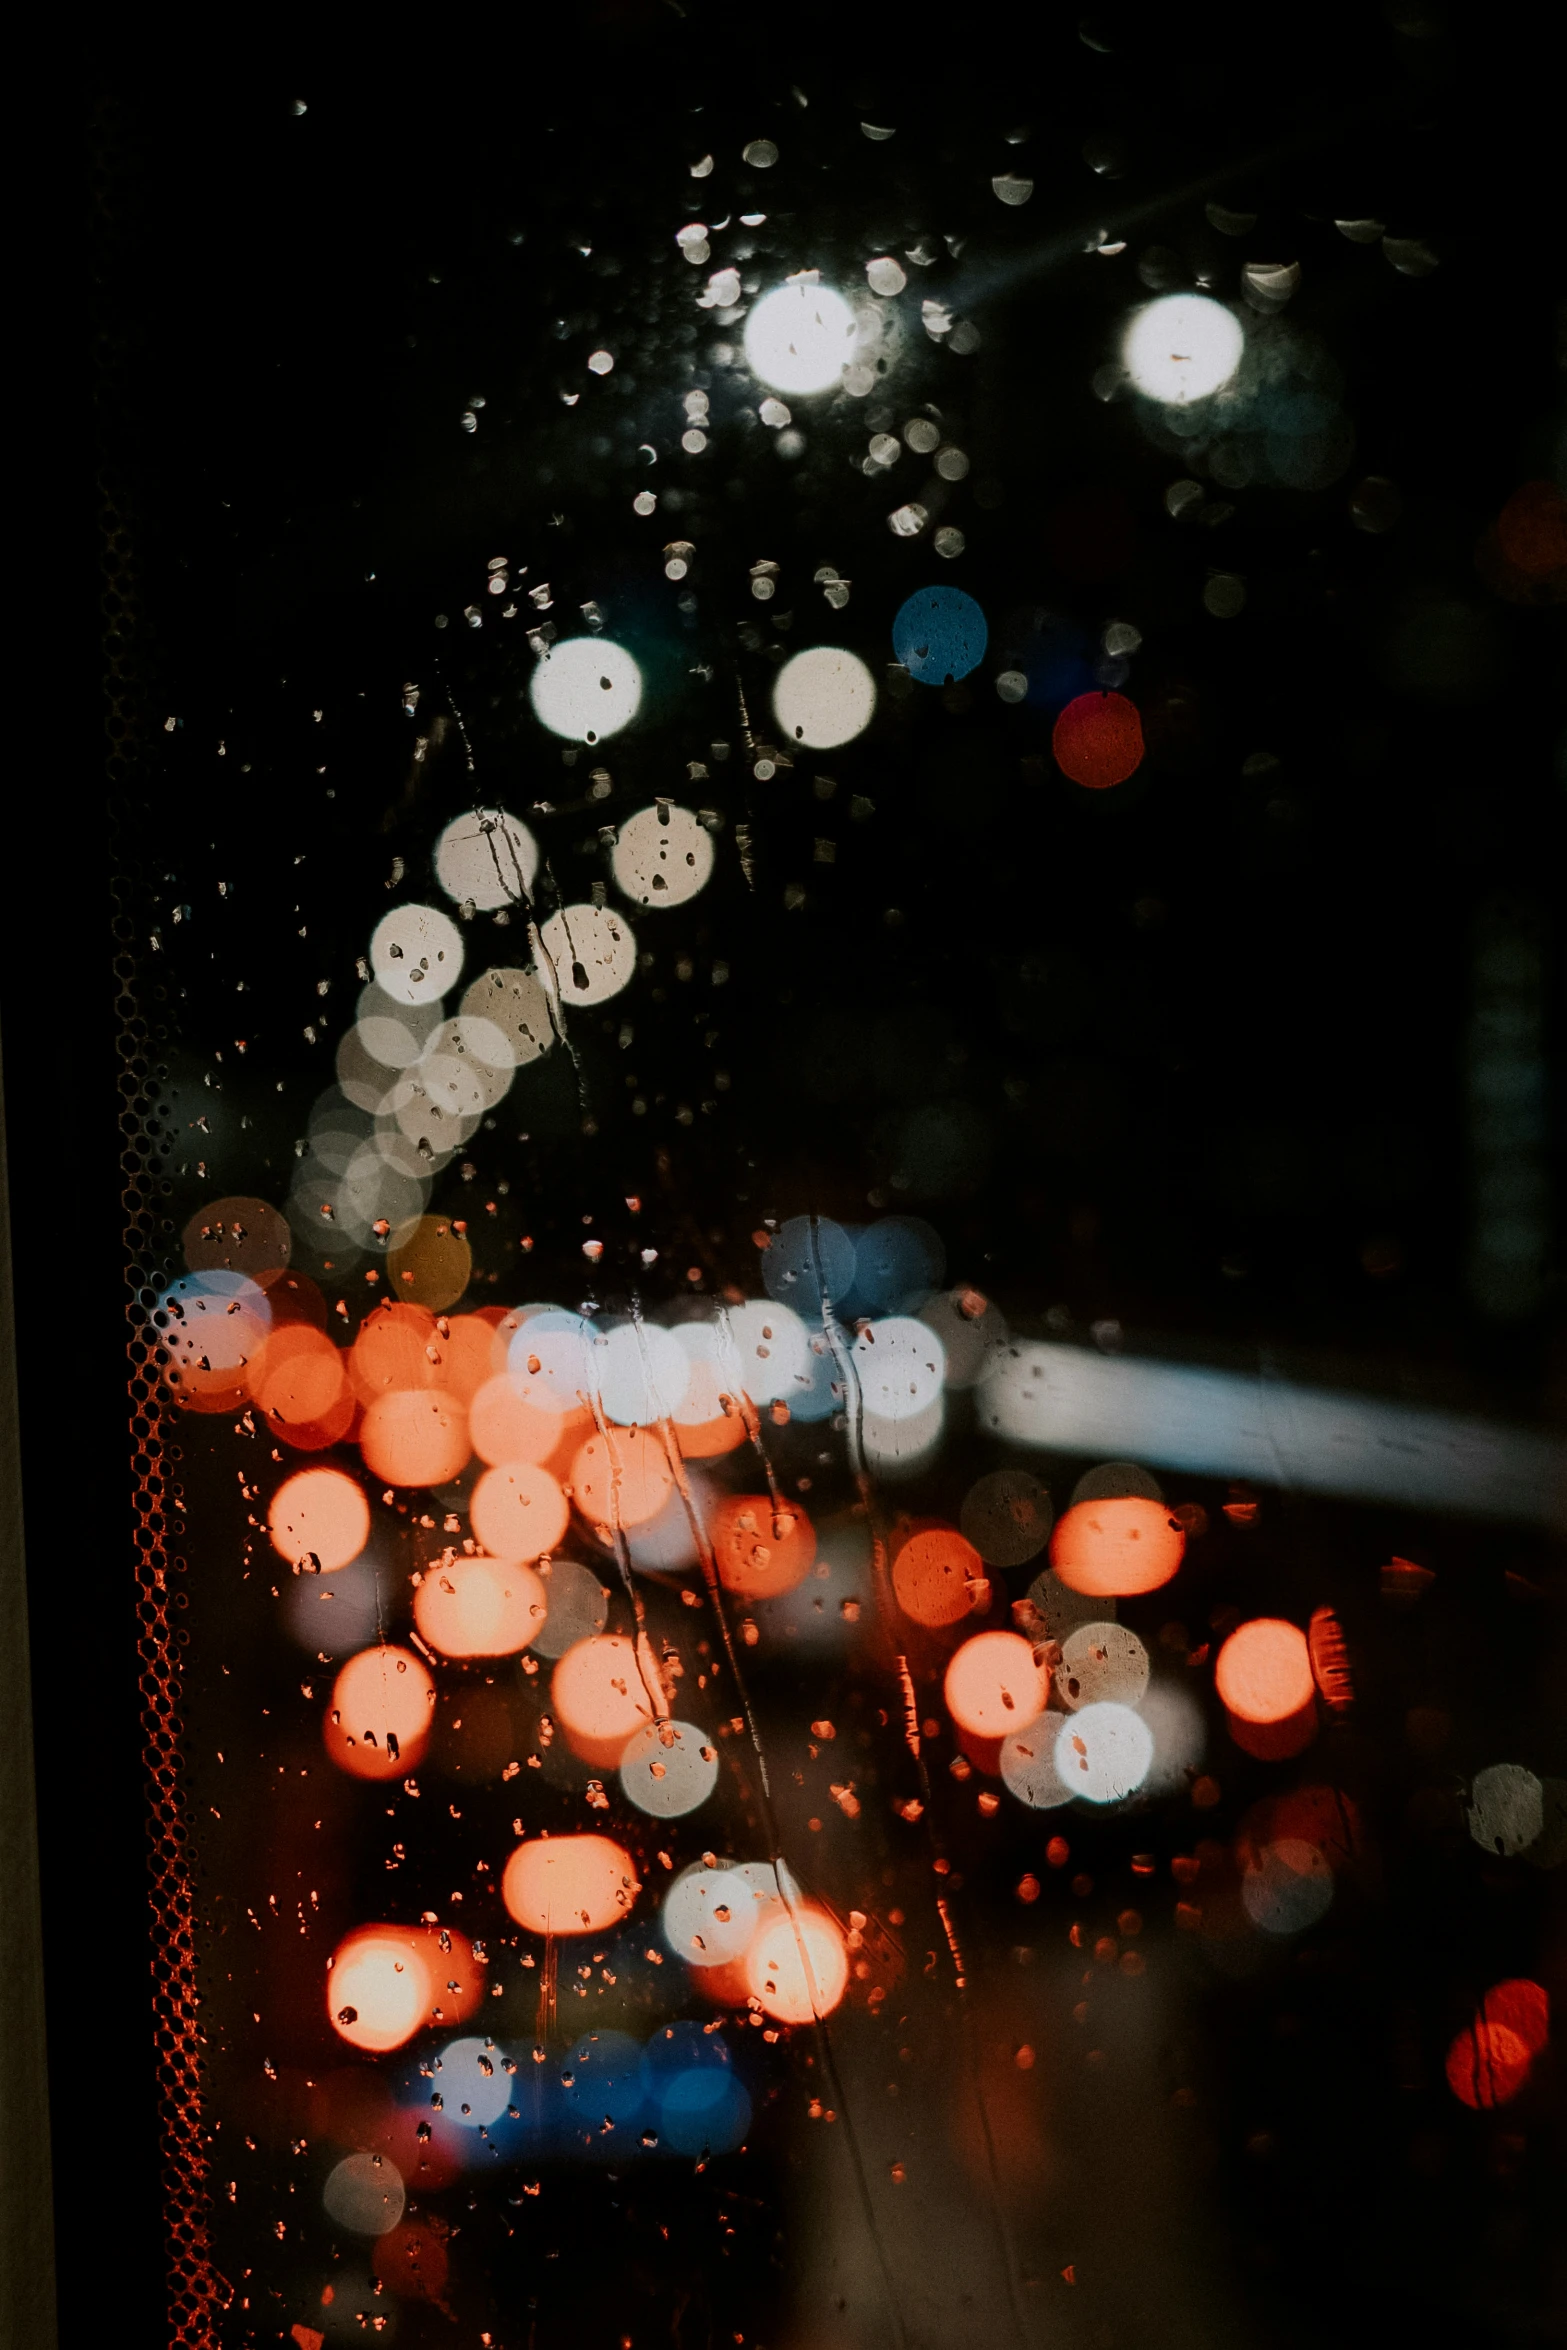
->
<box><xmin>1052</xmin><ymin>690</ymin><xmax>1145</xmax><ymax>790</ymax></box>
<box><xmin>1446</xmin><ymin>2019</ymin><xmax>1532</xmax><ymax>2109</ymax></box>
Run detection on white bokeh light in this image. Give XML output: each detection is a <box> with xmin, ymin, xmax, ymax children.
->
<box><xmin>620</xmin><ymin>1720</ymin><xmax>720</xmax><ymax>1818</ymax></box>
<box><xmin>611</xmin><ymin>803</ymin><xmax>714</xmax><ymax>908</ymax></box>
<box><xmin>663</xmin><ymin>1863</ymin><xmax>765</xmax><ymax>1967</ymax></box>
<box><xmin>852</xmin><ymin>1316</ymin><xmax>945</xmax><ymax>1422</ymax></box>
<box><xmin>435</xmin><ymin>808</ymin><xmax>539</xmax><ymax>910</ymax></box>
<box><xmin>529</xmin><ymin>636</ymin><xmax>643</xmax><ymax>743</ymax></box>
<box><xmin>434</xmin><ymin>2036</ymin><xmax>512</xmax><ymax>2128</ymax></box>
<box><xmin>1000</xmin><ymin>1721</ymin><xmax>1071</xmax><ymax>1810</ymax></box>
<box><xmin>1056</xmin><ymin>1622</ymin><xmax>1150</xmax><ymax>1712</ymax></box>
<box><xmin>369</xmin><ymin>903</ymin><xmax>464</xmax><ymax>1006</ymax></box>
<box><xmin>537</xmin><ymin>902</ymin><xmax>637</xmax><ymax>1007</ymax></box>
<box><xmin>322</xmin><ymin>2152</ymin><xmax>405</xmax><ymax>2237</ymax></box>
<box><xmin>743</xmin><ymin>280</ymin><xmax>859</xmax><ymax>395</ymax></box>
<box><xmin>461</xmin><ymin>966</ymin><xmax>555</xmax><ymax>1064</ymax></box>
<box><xmin>1123</xmin><ymin>294</ymin><xmax>1244</xmax><ymax>405</ymax></box>
<box><xmin>1054</xmin><ymin>1701</ymin><xmax>1154</xmax><ymax>1804</ymax></box>
<box><xmin>593</xmin><ymin>1320</ymin><xmax>691</xmax><ymax>1425</ymax></box>
<box><xmin>773</xmin><ymin>646</ymin><xmax>877</xmax><ymax>749</ymax></box>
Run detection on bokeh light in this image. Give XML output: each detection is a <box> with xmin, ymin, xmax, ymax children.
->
<box><xmin>1000</xmin><ymin>1721</ymin><xmax>1070</xmax><ymax>1809</ymax></box>
<box><xmin>537</xmin><ymin>902</ymin><xmax>637</xmax><ymax>1007</ymax></box>
<box><xmin>1215</xmin><ymin>1619</ymin><xmax>1314</xmax><ymax>1721</ymax></box>
<box><xmin>349</xmin><ymin>1301</ymin><xmax>440</xmax><ymax>1404</ymax></box>
<box><xmin>960</xmin><ymin>1468</ymin><xmax>1052</xmax><ymax>1566</ymax></box>
<box><xmin>322</xmin><ymin>2151</ymin><xmax>406</xmax><ymax>2237</ymax></box>
<box><xmin>852</xmin><ymin>1316</ymin><xmax>945</xmax><ymax>1420</ymax></box>
<box><xmin>269</xmin><ymin>1466</ymin><xmax>370</xmax><ymax>1573</ymax></box>
<box><xmin>663</xmin><ymin>1862</ymin><xmax>773</xmax><ymax>1968</ymax></box>
<box><xmin>471</xmin><ymin>1460</ymin><xmax>569</xmax><ymax>1560</ymax></box>
<box><xmin>434</xmin><ymin>808</ymin><xmax>539</xmax><ymax>911</ymax></box>
<box><xmin>431</xmin><ymin>2035</ymin><xmax>512</xmax><ymax>2128</ymax></box>
<box><xmin>1446</xmin><ymin>2019</ymin><xmax>1532</xmax><ymax>2109</ymax></box>
<box><xmin>359</xmin><ymin>1389</ymin><xmax>471</xmax><ymax>1490</ymax></box>
<box><xmin>1052</xmin><ymin>690</ymin><xmax>1145</xmax><ymax>789</ymax></box>
<box><xmin>1481</xmin><ymin>1980</ymin><xmax>1549</xmax><ymax>2057</ymax></box>
<box><xmin>591</xmin><ymin>1320</ymin><xmax>689</xmax><ymax>1426</ymax></box>
<box><xmin>385</xmin><ymin>1213</ymin><xmax>475</xmax><ymax>1311</ymax></box>
<box><xmin>1468</xmin><ymin>1764</ymin><xmax>1545</xmax><ymax>1857</ymax></box>
<box><xmin>551</xmin><ymin>1632</ymin><xmax>660</xmax><ymax>1766</ymax></box>
<box><xmin>891</xmin><ymin>1525</ymin><xmax>986</xmax><ymax>1627</ymax></box>
<box><xmin>252</xmin><ymin>1324</ymin><xmax>354</xmax><ymax>1448</ymax></box>
<box><xmin>1216</xmin><ymin>1619</ymin><xmax>1318</xmax><ymax>1761</ymax></box>
<box><xmin>156</xmin><ymin>1267</ymin><xmax>270</xmax><ymax>1391</ymax></box>
<box><xmin>327</xmin><ymin>1928</ymin><xmax>434</xmax><ymax>2053</ymax></box>
<box><xmin>772</xmin><ymin>647</ymin><xmax>877</xmax><ymax>750</ymax></box>
<box><xmin>528</xmin><ymin>637</ymin><xmax>643</xmax><ymax>743</ymax></box>
<box><xmin>743</xmin><ymin>280</ymin><xmax>858</xmax><ymax>395</ymax></box>
<box><xmin>619</xmin><ymin>1719</ymin><xmax>720</xmax><ymax>1817</ymax></box>
<box><xmin>460</xmin><ymin>965</ymin><xmax>555</xmax><ymax>1064</ymax></box>
<box><xmin>1053</xmin><ymin>1702</ymin><xmax>1154</xmax><ymax>1803</ymax></box>
<box><xmin>324</xmin><ymin>1645</ymin><xmax>436</xmax><ymax>1780</ymax></box>
<box><xmin>413</xmin><ymin>1556</ymin><xmax>547</xmax><ymax>1658</ymax></box>
<box><xmin>944</xmin><ymin>1632</ymin><xmax>1050</xmax><ymax>1740</ymax></box>
<box><xmin>571</xmin><ymin>1427</ymin><xmax>675</xmax><ymax>1534</ymax></box>
<box><xmin>1050</xmin><ymin>1494</ymin><xmax>1184</xmax><ymax>1596</ymax></box>
<box><xmin>182</xmin><ymin>1195</ymin><xmax>291</xmax><ymax>1286</ymax></box>
<box><xmin>745</xmin><ymin>1906</ymin><xmax>848</xmax><ymax>2024</ymax></box>
<box><xmin>710</xmin><ymin>1495</ymin><xmax>816</xmax><ymax>1601</ymax></box>
<box><xmin>1123</xmin><ymin>293</ymin><xmax>1244</xmax><ymax>404</ymax></box>
<box><xmin>1240</xmin><ymin>1839</ymin><xmax>1334</xmax><ymax>1934</ymax></box>
<box><xmin>528</xmin><ymin>1558</ymin><xmax>611</xmax><ymax>1659</ymax></box>
<box><xmin>501</xmin><ymin>1833</ymin><xmax>640</xmax><ymax>1935</ymax></box>
<box><xmin>1056</xmin><ymin>1622</ymin><xmax>1149</xmax><ymax>1710</ymax></box>
<box><xmin>892</xmin><ymin>586</ymin><xmax>989</xmax><ymax>685</ymax></box>
<box><xmin>610</xmin><ymin>804</ymin><xmax>714</xmax><ymax>909</ymax></box>
<box><xmin>368</xmin><ymin>903</ymin><xmax>464</xmax><ymax>1006</ymax></box>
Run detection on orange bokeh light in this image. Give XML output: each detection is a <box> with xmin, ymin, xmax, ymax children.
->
<box><xmin>182</xmin><ymin>1194</ymin><xmax>293</xmax><ymax>1286</ymax></box>
<box><xmin>502</xmin><ymin>1834</ymin><xmax>641</xmax><ymax>1935</ymax></box>
<box><xmin>745</xmin><ymin>1906</ymin><xmax>849</xmax><ymax>2025</ymax></box>
<box><xmin>944</xmin><ymin>1631</ymin><xmax>1051</xmax><ymax>1740</ymax></box>
<box><xmin>673</xmin><ymin>1407</ymin><xmax>747</xmax><ymax>1460</ymax></box>
<box><xmin>1446</xmin><ymin>2019</ymin><xmax>1532</xmax><ymax>2109</ymax></box>
<box><xmin>471</xmin><ymin>1462</ymin><xmax>569</xmax><ymax>1562</ymax></box>
<box><xmin>710</xmin><ymin>1495</ymin><xmax>816</xmax><ymax>1601</ymax></box>
<box><xmin>551</xmin><ymin>1632</ymin><xmax>660</xmax><ymax>1766</ymax></box>
<box><xmin>469</xmin><ymin>1377</ymin><xmax>593</xmax><ymax>1472</ymax></box>
<box><xmin>892</xmin><ymin>1525</ymin><xmax>986</xmax><ymax>1627</ymax></box>
<box><xmin>269</xmin><ymin>1465</ymin><xmax>370</xmax><ymax>1573</ymax></box>
<box><xmin>1049</xmin><ymin>1495</ymin><xmax>1185</xmax><ymax>1596</ymax></box>
<box><xmin>1216</xmin><ymin>1618</ymin><xmax>1317</xmax><ymax>1760</ymax></box>
<box><xmin>326</xmin><ymin>1928</ymin><xmax>434</xmax><ymax>2053</ymax></box>
<box><xmin>429</xmin><ymin>1313</ymin><xmax>507</xmax><ymax>1405</ymax></box>
<box><xmin>570</xmin><ymin>1427</ymin><xmax>675</xmax><ymax>1532</ymax></box>
<box><xmin>250</xmin><ymin>1324</ymin><xmax>355</xmax><ymax>1448</ymax></box>
<box><xmin>324</xmin><ymin>1645</ymin><xmax>436</xmax><ymax>1779</ymax></box>
<box><xmin>349</xmin><ymin>1302</ymin><xmax>440</xmax><ymax>1406</ymax></box>
<box><xmin>413</xmin><ymin>1557</ymin><xmax>547</xmax><ymax>1658</ymax></box>
<box><xmin>1215</xmin><ymin>1620</ymin><xmax>1315</xmax><ymax>1722</ymax></box>
<box><xmin>359</xmin><ymin>1389</ymin><xmax>471</xmax><ymax>1489</ymax></box>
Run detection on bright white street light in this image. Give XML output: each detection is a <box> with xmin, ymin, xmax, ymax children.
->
<box><xmin>743</xmin><ymin>280</ymin><xmax>858</xmax><ymax>395</ymax></box>
<box><xmin>1123</xmin><ymin>293</ymin><xmax>1244</xmax><ymax>405</ymax></box>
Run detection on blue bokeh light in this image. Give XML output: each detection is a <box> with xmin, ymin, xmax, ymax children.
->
<box><xmin>892</xmin><ymin>587</ymin><xmax>989</xmax><ymax>685</ymax></box>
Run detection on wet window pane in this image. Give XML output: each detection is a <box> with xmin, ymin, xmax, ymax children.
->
<box><xmin>18</xmin><ymin>40</ymin><xmax>1563</xmax><ymax>2350</ymax></box>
